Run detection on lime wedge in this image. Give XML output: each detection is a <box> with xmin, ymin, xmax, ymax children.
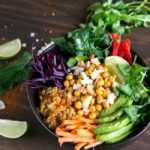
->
<box><xmin>105</xmin><ymin>56</ymin><xmax>129</xmax><ymax>84</ymax></box>
<box><xmin>0</xmin><ymin>39</ymin><xmax>21</xmax><ymax>60</ymax></box>
<box><xmin>0</xmin><ymin>119</ymin><xmax>28</xmax><ymax>139</ymax></box>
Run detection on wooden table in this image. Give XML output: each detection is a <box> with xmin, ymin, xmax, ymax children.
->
<box><xmin>0</xmin><ymin>0</ymin><xmax>150</xmax><ymax>150</ymax></box>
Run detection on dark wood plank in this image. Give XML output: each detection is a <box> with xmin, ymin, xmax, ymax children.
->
<box><xmin>0</xmin><ymin>0</ymin><xmax>150</xmax><ymax>150</ymax></box>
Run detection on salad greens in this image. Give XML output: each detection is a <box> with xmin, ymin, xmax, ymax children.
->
<box><xmin>53</xmin><ymin>0</ymin><xmax>150</xmax><ymax>66</ymax></box>
<box><xmin>112</xmin><ymin>58</ymin><xmax>150</xmax><ymax>125</ymax></box>
<box><xmin>0</xmin><ymin>52</ymin><xmax>31</xmax><ymax>94</ymax></box>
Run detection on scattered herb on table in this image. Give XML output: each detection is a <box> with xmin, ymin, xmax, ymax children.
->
<box><xmin>0</xmin><ymin>52</ymin><xmax>31</xmax><ymax>94</ymax></box>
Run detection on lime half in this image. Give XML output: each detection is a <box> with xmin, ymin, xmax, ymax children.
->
<box><xmin>0</xmin><ymin>39</ymin><xmax>21</xmax><ymax>60</ymax></box>
<box><xmin>105</xmin><ymin>56</ymin><xmax>129</xmax><ymax>84</ymax></box>
<box><xmin>0</xmin><ymin>119</ymin><xmax>28</xmax><ymax>139</ymax></box>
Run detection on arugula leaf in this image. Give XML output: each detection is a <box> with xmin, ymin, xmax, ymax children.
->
<box><xmin>0</xmin><ymin>52</ymin><xmax>31</xmax><ymax>94</ymax></box>
<box><xmin>124</xmin><ymin>105</ymin><xmax>140</xmax><ymax>124</ymax></box>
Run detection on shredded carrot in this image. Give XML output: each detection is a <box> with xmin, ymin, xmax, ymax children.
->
<box><xmin>75</xmin><ymin>142</ymin><xmax>87</xmax><ymax>150</ymax></box>
<box><xmin>78</xmin><ymin>117</ymin><xmax>95</xmax><ymax>124</ymax></box>
<box><xmin>63</xmin><ymin>120</ymin><xmax>81</xmax><ymax>125</ymax></box>
<box><xmin>66</xmin><ymin>124</ymin><xmax>78</xmax><ymax>130</ymax></box>
<box><xmin>58</xmin><ymin>137</ymin><xmax>95</xmax><ymax>145</ymax></box>
<box><xmin>56</xmin><ymin>117</ymin><xmax>99</xmax><ymax>149</ymax></box>
<box><xmin>76</xmin><ymin>129</ymin><xmax>95</xmax><ymax>138</ymax></box>
<box><xmin>71</xmin><ymin>129</ymin><xmax>77</xmax><ymax>135</ymax></box>
<box><xmin>56</xmin><ymin>130</ymin><xmax>79</xmax><ymax>138</ymax></box>
<box><xmin>84</xmin><ymin>141</ymin><xmax>103</xmax><ymax>149</ymax></box>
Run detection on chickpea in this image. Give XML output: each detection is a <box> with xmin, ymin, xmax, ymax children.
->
<box><xmin>95</xmin><ymin>111</ymin><xmax>99</xmax><ymax>117</ymax></box>
<box><xmin>104</xmin><ymin>81</ymin><xmax>111</xmax><ymax>88</ymax></box>
<box><xmin>90</xmin><ymin>97</ymin><xmax>95</xmax><ymax>105</ymax></box>
<box><xmin>75</xmin><ymin>101</ymin><xmax>82</xmax><ymax>109</ymax></box>
<box><xmin>109</xmin><ymin>76</ymin><xmax>115</xmax><ymax>83</ymax></box>
<box><xmin>74</xmin><ymin>90</ymin><xmax>80</xmax><ymax>97</ymax></box>
<box><xmin>103</xmin><ymin>66</ymin><xmax>108</xmax><ymax>72</ymax></box>
<box><xmin>96</xmin><ymin>104</ymin><xmax>102</xmax><ymax>112</ymax></box>
<box><xmin>89</xmin><ymin>112</ymin><xmax>96</xmax><ymax>120</ymax></box>
<box><xmin>78</xmin><ymin>74</ymin><xmax>83</xmax><ymax>79</ymax></box>
<box><xmin>70</xmin><ymin>79</ymin><xmax>75</xmax><ymax>86</ymax></box>
<box><xmin>79</xmin><ymin>60</ymin><xmax>85</xmax><ymax>67</ymax></box>
<box><xmin>102</xmin><ymin>101</ymin><xmax>110</xmax><ymax>109</ymax></box>
<box><xmin>91</xmin><ymin>63</ymin><xmax>96</xmax><ymax>69</ymax></box>
<box><xmin>77</xmin><ymin>110</ymin><xmax>84</xmax><ymax>116</ymax></box>
<box><xmin>68</xmin><ymin>87</ymin><xmax>73</xmax><ymax>92</ymax></box>
<box><xmin>113</xmin><ymin>75</ymin><xmax>117</xmax><ymax>80</ymax></box>
<box><xmin>85</xmin><ymin>70</ymin><xmax>89</xmax><ymax>76</ymax></box>
<box><xmin>102</xmin><ymin>72</ymin><xmax>109</xmax><ymax>79</ymax></box>
<box><xmin>96</xmin><ymin>95</ymin><xmax>103</xmax><ymax>104</ymax></box>
<box><xmin>66</xmin><ymin>74</ymin><xmax>73</xmax><ymax>80</ymax></box>
<box><xmin>102</xmin><ymin>91</ymin><xmax>108</xmax><ymax>98</ymax></box>
<box><xmin>81</xmin><ymin>96</ymin><xmax>86</xmax><ymax>101</ymax></box>
<box><xmin>77</xmin><ymin>79</ymin><xmax>82</xmax><ymax>84</ymax></box>
<box><xmin>82</xmin><ymin>88</ymin><xmax>87</xmax><ymax>95</ymax></box>
<box><xmin>64</xmin><ymin>80</ymin><xmax>70</xmax><ymax>88</ymax></box>
<box><xmin>96</xmin><ymin>89</ymin><xmax>103</xmax><ymax>95</ymax></box>
<box><xmin>89</xmin><ymin>105</ymin><xmax>96</xmax><ymax>113</ymax></box>
<box><xmin>87</xmin><ymin>68</ymin><xmax>93</xmax><ymax>74</ymax></box>
<box><xmin>96</xmin><ymin>79</ymin><xmax>104</xmax><ymax>87</ymax></box>
<box><xmin>89</xmin><ymin>54</ymin><xmax>94</xmax><ymax>60</ymax></box>
<box><xmin>96</xmin><ymin>65</ymin><xmax>103</xmax><ymax>70</ymax></box>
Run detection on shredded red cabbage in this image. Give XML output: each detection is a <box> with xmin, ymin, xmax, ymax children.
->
<box><xmin>27</xmin><ymin>49</ymin><xmax>70</xmax><ymax>89</ymax></box>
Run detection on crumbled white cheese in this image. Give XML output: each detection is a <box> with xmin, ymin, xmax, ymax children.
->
<box><xmin>72</xmin><ymin>67</ymin><xmax>84</xmax><ymax>75</ymax></box>
<box><xmin>81</xmin><ymin>72</ymin><xmax>88</xmax><ymax>80</ymax></box>
<box><xmin>90</xmin><ymin>69</ymin><xmax>104</xmax><ymax>80</ymax></box>
<box><xmin>112</xmin><ymin>81</ymin><xmax>119</xmax><ymax>88</ymax></box>
<box><xmin>87</xmin><ymin>84</ymin><xmax>94</xmax><ymax>94</ymax></box>
<box><xmin>86</xmin><ymin>61</ymin><xmax>90</xmax><ymax>68</ymax></box>
<box><xmin>82</xmin><ymin>96</ymin><xmax>93</xmax><ymax>114</ymax></box>
<box><xmin>81</xmin><ymin>79</ymin><xmax>93</xmax><ymax>85</ymax></box>
<box><xmin>73</xmin><ymin>84</ymin><xmax>81</xmax><ymax>90</ymax></box>
<box><xmin>91</xmin><ymin>58</ymin><xmax>100</xmax><ymax>65</ymax></box>
<box><xmin>107</xmin><ymin>93</ymin><xmax>115</xmax><ymax>105</ymax></box>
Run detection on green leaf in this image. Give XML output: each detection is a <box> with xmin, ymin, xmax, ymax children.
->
<box><xmin>124</xmin><ymin>106</ymin><xmax>140</xmax><ymax>124</ymax></box>
<box><xmin>0</xmin><ymin>52</ymin><xmax>31</xmax><ymax>94</ymax></box>
<box><xmin>52</xmin><ymin>37</ymin><xmax>75</xmax><ymax>54</ymax></box>
<box><xmin>67</xmin><ymin>55</ymin><xmax>88</xmax><ymax>67</ymax></box>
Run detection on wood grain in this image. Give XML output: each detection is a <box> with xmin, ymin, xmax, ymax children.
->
<box><xmin>0</xmin><ymin>0</ymin><xmax>150</xmax><ymax>150</ymax></box>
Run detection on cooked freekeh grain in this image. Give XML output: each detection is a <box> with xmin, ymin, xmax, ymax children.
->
<box><xmin>39</xmin><ymin>87</ymin><xmax>76</xmax><ymax>128</ymax></box>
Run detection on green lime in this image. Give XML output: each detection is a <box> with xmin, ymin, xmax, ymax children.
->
<box><xmin>0</xmin><ymin>39</ymin><xmax>21</xmax><ymax>60</ymax></box>
<box><xmin>105</xmin><ymin>56</ymin><xmax>129</xmax><ymax>83</ymax></box>
<box><xmin>0</xmin><ymin>119</ymin><xmax>28</xmax><ymax>139</ymax></box>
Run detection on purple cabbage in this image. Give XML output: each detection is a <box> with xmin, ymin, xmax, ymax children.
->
<box><xmin>27</xmin><ymin>49</ymin><xmax>70</xmax><ymax>89</ymax></box>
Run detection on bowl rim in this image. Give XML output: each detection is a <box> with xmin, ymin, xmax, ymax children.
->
<box><xmin>27</xmin><ymin>44</ymin><xmax>150</xmax><ymax>148</ymax></box>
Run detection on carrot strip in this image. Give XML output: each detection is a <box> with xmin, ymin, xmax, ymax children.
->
<box><xmin>78</xmin><ymin>117</ymin><xmax>95</xmax><ymax>124</ymax></box>
<box><xmin>84</xmin><ymin>141</ymin><xmax>103</xmax><ymax>150</ymax></box>
<box><xmin>76</xmin><ymin>129</ymin><xmax>95</xmax><ymax>138</ymax></box>
<box><xmin>75</xmin><ymin>142</ymin><xmax>87</xmax><ymax>150</ymax></box>
<box><xmin>63</xmin><ymin>120</ymin><xmax>81</xmax><ymax>125</ymax></box>
<box><xmin>66</xmin><ymin>124</ymin><xmax>77</xmax><ymax>129</ymax></box>
<box><xmin>71</xmin><ymin>129</ymin><xmax>77</xmax><ymax>135</ymax></box>
<box><xmin>58</xmin><ymin>137</ymin><xmax>95</xmax><ymax>145</ymax></box>
<box><xmin>56</xmin><ymin>129</ymin><xmax>79</xmax><ymax>138</ymax></box>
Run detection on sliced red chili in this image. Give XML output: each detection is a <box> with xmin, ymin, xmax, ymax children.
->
<box><xmin>118</xmin><ymin>43</ymin><xmax>125</xmax><ymax>58</ymax></box>
<box><xmin>112</xmin><ymin>40</ymin><xmax>120</xmax><ymax>56</ymax></box>
<box><xmin>111</xmin><ymin>33</ymin><xmax>121</xmax><ymax>41</ymax></box>
<box><xmin>122</xmin><ymin>39</ymin><xmax>132</xmax><ymax>64</ymax></box>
